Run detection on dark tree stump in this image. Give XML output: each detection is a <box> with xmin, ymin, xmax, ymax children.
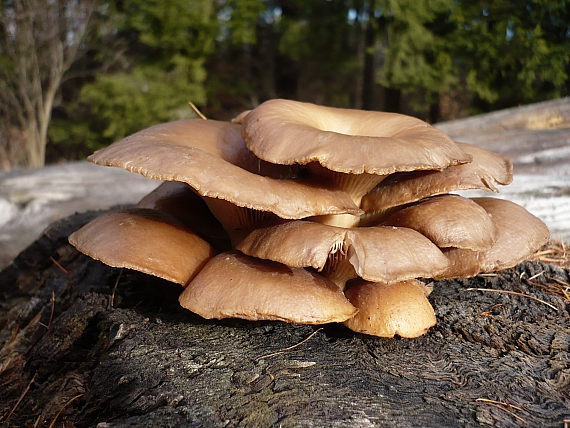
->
<box><xmin>1</xmin><ymin>212</ymin><xmax>569</xmax><ymax>427</ymax></box>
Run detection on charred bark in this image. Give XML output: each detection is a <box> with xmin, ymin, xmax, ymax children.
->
<box><xmin>0</xmin><ymin>212</ymin><xmax>569</xmax><ymax>427</ymax></box>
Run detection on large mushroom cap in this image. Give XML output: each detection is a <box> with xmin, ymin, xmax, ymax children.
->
<box><xmin>361</xmin><ymin>142</ymin><xmax>513</xmax><ymax>212</ymax></box>
<box><xmin>237</xmin><ymin>221</ymin><xmax>449</xmax><ymax>286</ymax></box>
<box><xmin>242</xmin><ymin>99</ymin><xmax>471</xmax><ymax>174</ymax></box>
<box><xmin>343</xmin><ymin>279</ymin><xmax>437</xmax><ymax>338</ymax></box>
<box><xmin>434</xmin><ymin>197</ymin><xmax>550</xmax><ymax>279</ymax></box>
<box><xmin>178</xmin><ymin>251</ymin><xmax>357</xmax><ymax>324</ymax></box>
<box><xmin>68</xmin><ymin>208</ymin><xmax>217</xmax><ymax>286</ymax></box>
<box><xmin>380</xmin><ymin>194</ymin><xmax>497</xmax><ymax>251</ymax></box>
<box><xmin>88</xmin><ymin>119</ymin><xmax>362</xmax><ymax>220</ymax></box>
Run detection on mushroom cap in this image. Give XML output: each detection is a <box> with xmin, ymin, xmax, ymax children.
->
<box><xmin>237</xmin><ymin>221</ymin><xmax>450</xmax><ymax>285</ymax></box>
<box><xmin>343</xmin><ymin>279</ymin><xmax>437</xmax><ymax>338</ymax></box>
<box><xmin>88</xmin><ymin>119</ymin><xmax>362</xmax><ymax>220</ymax></box>
<box><xmin>380</xmin><ymin>194</ymin><xmax>497</xmax><ymax>251</ymax></box>
<box><xmin>68</xmin><ymin>208</ymin><xmax>217</xmax><ymax>286</ymax></box>
<box><xmin>136</xmin><ymin>181</ymin><xmax>231</xmax><ymax>251</ymax></box>
<box><xmin>178</xmin><ymin>251</ymin><xmax>358</xmax><ymax>324</ymax></box>
<box><xmin>361</xmin><ymin>142</ymin><xmax>513</xmax><ymax>212</ymax></box>
<box><xmin>242</xmin><ymin>99</ymin><xmax>471</xmax><ymax>174</ymax></box>
<box><xmin>434</xmin><ymin>197</ymin><xmax>550</xmax><ymax>279</ymax></box>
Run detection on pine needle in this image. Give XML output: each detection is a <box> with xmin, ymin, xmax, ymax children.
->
<box><xmin>188</xmin><ymin>101</ymin><xmax>207</xmax><ymax>120</ymax></box>
<box><xmin>466</xmin><ymin>288</ymin><xmax>558</xmax><ymax>311</ymax></box>
<box><xmin>256</xmin><ymin>328</ymin><xmax>323</xmax><ymax>360</ymax></box>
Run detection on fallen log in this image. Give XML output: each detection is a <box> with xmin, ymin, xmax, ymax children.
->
<box><xmin>0</xmin><ymin>212</ymin><xmax>569</xmax><ymax>427</ymax></box>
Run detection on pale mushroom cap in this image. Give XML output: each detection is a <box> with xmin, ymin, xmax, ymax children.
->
<box><xmin>433</xmin><ymin>197</ymin><xmax>550</xmax><ymax>279</ymax></box>
<box><xmin>136</xmin><ymin>181</ymin><xmax>231</xmax><ymax>250</ymax></box>
<box><xmin>88</xmin><ymin>119</ymin><xmax>362</xmax><ymax>219</ymax></box>
<box><xmin>475</xmin><ymin>197</ymin><xmax>550</xmax><ymax>271</ymax></box>
<box><xmin>343</xmin><ymin>280</ymin><xmax>437</xmax><ymax>338</ymax></box>
<box><xmin>68</xmin><ymin>208</ymin><xmax>217</xmax><ymax>286</ymax></box>
<box><xmin>178</xmin><ymin>251</ymin><xmax>358</xmax><ymax>324</ymax></box>
<box><xmin>361</xmin><ymin>142</ymin><xmax>513</xmax><ymax>212</ymax></box>
<box><xmin>242</xmin><ymin>99</ymin><xmax>471</xmax><ymax>174</ymax></box>
<box><xmin>237</xmin><ymin>221</ymin><xmax>450</xmax><ymax>284</ymax></box>
<box><xmin>381</xmin><ymin>194</ymin><xmax>497</xmax><ymax>251</ymax></box>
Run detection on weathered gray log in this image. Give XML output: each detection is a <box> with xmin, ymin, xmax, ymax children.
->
<box><xmin>0</xmin><ymin>212</ymin><xmax>569</xmax><ymax>427</ymax></box>
<box><xmin>436</xmin><ymin>97</ymin><xmax>570</xmax><ymax>175</ymax></box>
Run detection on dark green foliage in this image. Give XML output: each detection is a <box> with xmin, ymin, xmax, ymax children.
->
<box><xmin>451</xmin><ymin>0</ymin><xmax>570</xmax><ymax>111</ymax></box>
<box><xmin>1</xmin><ymin>0</ymin><xmax>567</xmax><ymax>166</ymax></box>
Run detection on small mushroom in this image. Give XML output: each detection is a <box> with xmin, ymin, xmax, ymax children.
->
<box><xmin>178</xmin><ymin>251</ymin><xmax>358</xmax><ymax>324</ymax></box>
<box><xmin>379</xmin><ymin>194</ymin><xmax>497</xmax><ymax>251</ymax></box>
<box><xmin>237</xmin><ymin>220</ymin><xmax>449</xmax><ymax>289</ymax></box>
<box><xmin>361</xmin><ymin>142</ymin><xmax>513</xmax><ymax>213</ymax></box>
<box><xmin>343</xmin><ymin>279</ymin><xmax>436</xmax><ymax>338</ymax></box>
<box><xmin>68</xmin><ymin>208</ymin><xmax>217</xmax><ymax>286</ymax></box>
<box><xmin>434</xmin><ymin>197</ymin><xmax>550</xmax><ymax>279</ymax></box>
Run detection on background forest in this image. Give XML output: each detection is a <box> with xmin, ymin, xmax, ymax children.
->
<box><xmin>1</xmin><ymin>0</ymin><xmax>569</xmax><ymax>169</ymax></box>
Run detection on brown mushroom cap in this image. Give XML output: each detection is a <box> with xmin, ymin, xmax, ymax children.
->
<box><xmin>361</xmin><ymin>142</ymin><xmax>513</xmax><ymax>212</ymax></box>
<box><xmin>343</xmin><ymin>279</ymin><xmax>437</xmax><ymax>338</ymax></box>
<box><xmin>136</xmin><ymin>181</ymin><xmax>231</xmax><ymax>251</ymax></box>
<box><xmin>178</xmin><ymin>251</ymin><xmax>358</xmax><ymax>324</ymax></box>
<box><xmin>434</xmin><ymin>197</ymin><xmax>550</xmax><ymax>279</ymax></box>
<box><xmin>68</xmin><ymin>208</ymin><xmax>217</xmax><ymax>286</ymax></box>
<box><xmin>242</xmin><ymin>99</ymin><xmax>471</xmax><ymax>174</ymax></box>
<box><xmin>88</xmin><ymin>119</ymin><xmax>362</xmax><ymax>220</ymax></box>
<box><xmin>237</xmin><ymin>221</ymin><xmax>449</xmax><ymax>286</ymax></box>
<box><xmin>380</xmin><ymin>194</ymin><xmax>497</xmax><ymax>251</ymax></box>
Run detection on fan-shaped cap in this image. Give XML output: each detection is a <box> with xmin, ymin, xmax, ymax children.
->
<box><xmin>178</xmin><ymin>251</ymin><xmax>357</xmax><ymax>324</ymax></box>
<box><xmin>237</xmin><ymin>221</ymin><xmax>449</xmax><ymax>287</ymax></box>
<box><xmin>68</xmin><ymin>208</ymin><xmax>217</xmax><ymax>286</ymax></box>
<box><xmin>380</xmin><ymin>194</ymin><xmax>497</xmax><ymax>251</ymax></box>
<box><xmin>361</xmin><ymin>142</ymin><xmax>513</xmax><ymax>212</ymax></box>
<box><xmin>88</xmin><ymin>119</ymin><xmax>362</xmax><ymax>220</ymax></box>
<box><xmin>242</xmin><ymin>99</ymin><xmax>471</xmax><ymax>174</ymax></box>
<box><xmin>343</xmin><ymin>279</ymin><xmax>436</xmax><ymax>338</ymax></box>
<box><xmin>434</xmin><ymin>197</ymin><xmax>550</xmax><ymax>279</ymax></box>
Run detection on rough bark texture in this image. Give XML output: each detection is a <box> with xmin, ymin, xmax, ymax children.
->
<box><xmin>1</xmin><ymin>211</ymin><xmax>569</xmax><ymax>427</ymax></box>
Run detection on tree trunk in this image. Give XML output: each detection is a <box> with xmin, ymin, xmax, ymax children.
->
<box><xmin>0</xmin><ymin>0</ymin><xmax>94</xmax><ymax>169</ymax></box>
<box><xmin>1</xmin><ymin>212</ymin><xmax>569</xmax><ymax>427</ymax></box>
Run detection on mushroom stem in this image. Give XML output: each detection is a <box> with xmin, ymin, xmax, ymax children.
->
<box><xmin>309</xmin><ymin>213</ymin><xmax>361</xmax><ymax>228</ymax></box>
<box><xmin>203</xmin><ymin>197</ymin><xmax>284</xmax><ymax>247</ymax></box>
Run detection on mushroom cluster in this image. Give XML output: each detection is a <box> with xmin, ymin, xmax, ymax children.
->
<box><xmin>69</xmin><ymin>99</ymin><xmax>550</xmax><ymax>338</ymax></box>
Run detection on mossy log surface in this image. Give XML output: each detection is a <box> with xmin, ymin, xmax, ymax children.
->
<box><xmin>1</xmin><ymin>212</ymin><xmax>569</xmax><ymax>427</ymax></box>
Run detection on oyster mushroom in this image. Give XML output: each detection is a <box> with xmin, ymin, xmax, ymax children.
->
<box><xmin>237</xmin><ymin>220</ymin><xmax>449</xmax><ymax>289</ymax></box>
<box><xmin>88</xmin><ymin>119</ymin><xmax>362</xmax><ymax>243</ymax></box>
<box><xmin>242</xmin><ymin>99</ymin><xmax>472</xmax><ymax>227</ymax></box>
<box><xmin>380</xmin><ymin>194</ymin><xmax>497</xmax><ymax>251</ymax></box>
<box><xmin>179</xmin><ymin>251</ymin><xmax>357</xmax><ymax>324</ymax></box>
<box><xmin>434</xmin><ymin>197</ymin><xmax>550</xmax><ymax>279</ymax></box>
<box><xmin>361</xmin><ymin>142</ymin><xmax>513</xmax><ymax>216</ymax></box>
<box><xmin>343</xmin><ymin>279</ymin><xmax>436</xmax><ymax>338</ymax></box>
<box><xmin>68</xmin><ymin>208</ymin><xmax>217</xmax><ymax>286</ymax></box>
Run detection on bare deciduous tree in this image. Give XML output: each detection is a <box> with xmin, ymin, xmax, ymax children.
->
<box><xmin>0</xmin><ymin>0</ymin><xmax>96</xmax><ymax>169</ymax></box>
